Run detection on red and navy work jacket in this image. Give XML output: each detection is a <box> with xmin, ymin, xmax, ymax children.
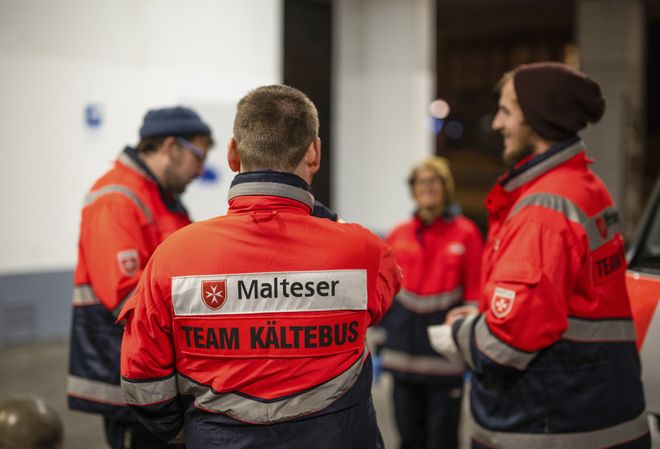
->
<box><xmin>380</xmin><ymin>213</ymin><xmax>483</xmax><ymax>385</ymax></box>
<box><xmin>68</xmin><ymin>147</ymin><xmax>191</xmax><ymax>420</ymax></box>
<box><xmin>119</xmin><ymin>172</ymin><xmax>402</xmax><ymax>447</ymax></box>
<box><xmin>451</xmin><ymin>138</ymin><xmax>649</xmax><ymax>449</ymax></box>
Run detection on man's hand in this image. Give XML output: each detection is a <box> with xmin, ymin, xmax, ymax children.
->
<box><xmin>446</xmin><ymin>304</ymin><xmax>478</xmax><ymax>325</ymax></box>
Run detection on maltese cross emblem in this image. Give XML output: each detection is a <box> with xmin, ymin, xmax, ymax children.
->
<box><xmin>491</xmin><ymin>287</ymin><xmax>516</xmax><ymax>319</ymax></box>
<box><xmin>201</xmin><ymin>280</ymin><xmax>227</xmax><ymax>310</ymax></box>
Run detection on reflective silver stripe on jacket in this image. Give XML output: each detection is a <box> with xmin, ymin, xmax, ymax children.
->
<box><xmin>84</xmin><ymin>184</ymin><xmax>154</xmax><ymax>223</ymax></box>
<box><xmin>72</xmin><ymin>285</ymin><xmax>133</xmax><ymax>317</ymax></box>
<box><xmin>396</xmin><ymin>287</ymin><xmax>463</xmax><ymax>314</ymax></box>
<box><xmin>455</xmin><ymin>314</ymin><xmax>478</xmax><ymax>370</ymax></box>
<box><xmin>563</xmin><ymin>317</ymin><xmax>636</xmax><ymax>342</ymax></box>
<box><xmin>472</xmin><ymin>411</ymin><xmax>649</xmax><ymax>449</ymax></box>
<box><xmin>367</xmin><ymin>326</ymin><xmax>387</xmax><ymax>347</ymax></box>
<box><xmin>72</xmin><ymin>285</ymin><xmax>100</xmax><ymax>306</ymax></box>
<box><xmin>380</xmin><ymin>348</ymin><xmax>464</xmax><ymax>376</ymax></box>
<box><xmin>121</xmin><ymin>374</ymin><xmax>178</xmax><ymax>405</ymax></box>
<box><xmin>503</xmin><ymin>140</ymin><xmax>584</xmax><ymax>192</ymax></box>
<box><xmin>228</xmin><ymin>182</ymin><xmax>315</xmax><ymax>211</ymax></box>
<box><xmin>68</xmin><ymin>375</ymin><xmax>125</xmax><ymax>405</ymax></box>
<box><xmin>475</xmin><ymin>316</ymin><xmax>537</xmax><ymax>371</ymax></box>
<box><xmin>508</xmin><ymin>193</ymin><xmax>620</xmax><ymax>252</ymax></box>
<box><xmin>186</xmin><ymin>349</ymin><xmax>367</xmax><ymax>424</ymax></box>
<box><xmin>475</xmin><ymin>315</ymin><xmax>635</xmax><ymax>371</ymax></box>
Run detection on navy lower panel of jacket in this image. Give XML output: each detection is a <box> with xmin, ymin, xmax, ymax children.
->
<box><xmin>104</xmin><ymin>417</ymin><xmax>183</xmax><ymax>449</ymax></box>
<box><xmin>129</xmin><ymin>355</ymin><xmax>380</xmax><ymax>448</ymax></box>
<box><xmin>185</xmin><ymin>399</ymin><xmax>383</xmax><ymax>449</ymax></box>
<box><xmin>470</xmin><ymin>339</ymin><xmax>646</xmax><ymax>434</ymax></box>
<box><xmin>380</xmin><ymin>301</ymin><xmax>463</xmax><ymax>387</ymax></box>
<box><xmin>69</xmin><ymin>305</ymin><xmax>136</xmax><ymax>421</ymax></box>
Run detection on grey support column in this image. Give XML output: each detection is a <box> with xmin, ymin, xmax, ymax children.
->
<box><xmin>576</xmin><ymin>0</ymin><xmax>645</xmax><ymax>235</ymax></box>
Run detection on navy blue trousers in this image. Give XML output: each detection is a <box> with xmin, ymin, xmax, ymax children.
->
<box><xmin>392</xmin><ymin>379</ymin><xmax>462</xmax><ymax>449</ymax></box>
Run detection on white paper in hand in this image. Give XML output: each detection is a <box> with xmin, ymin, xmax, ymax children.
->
<box><xmin>427</xmin><ymin>324</ymin><xmax>463</xmax><ymax>363</ymax></box>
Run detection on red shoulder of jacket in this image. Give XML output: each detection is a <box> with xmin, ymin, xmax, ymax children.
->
<box><xmin>90</xmin><ymin>160</ymin><xmax>156</xmax><ymax>193</ymax></box>
<box><xmin>522</xmin><ymin>153</ymin><xmax>614</xmax><ymax>217</ymax></box>
<box><xmin>385</xmin><ymin>218</ymin><xmax>417</xmax><ymax>242</ymax></box>
<box><xmin>150</xmin><ymin>211</ymin><xmax>390</xmax><ymax>278</ymax></box>
<box><xmin>449</xmin><ymin>215</ymin><xmax>481</xmax><ymax>235</ymax></box>
<box><xmin>387</xmin><ymin>215</ymin><xmax>480</xmax><ymax>240</ymax></box>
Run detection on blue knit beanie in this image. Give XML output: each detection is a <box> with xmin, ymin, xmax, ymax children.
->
<box><xmin>139</xmin><ymin>106</ymin><xmax>212</xmax><ymax>138</ymax></box>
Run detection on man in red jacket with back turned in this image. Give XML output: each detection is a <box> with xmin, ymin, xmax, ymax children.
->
<box><xmin>119</xmin><ymin>85</ymin><xmax>402</xmax><ymax>449</ymax></box>
<box><xmin>430</xmin><ymin>62</ymin><xmax>649</xmax><ymax>449</ymax></box>
<box><xmin>68</xmin><ymin>106</ymin><xmax>214</xmax><ymax>449</ymax></box>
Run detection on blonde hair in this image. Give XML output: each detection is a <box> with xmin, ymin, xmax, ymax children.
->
<box><xmin>408</xmin><ymin>156</ymin><xmax>455</xmax><ymax>207</ymax></box>
<box><xmin>495</xmin><ymin>70</ymin><xmax>515</xmax><ymax>93</ymax></box>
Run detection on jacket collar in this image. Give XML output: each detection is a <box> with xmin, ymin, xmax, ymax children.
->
<box><xmin>118</xmin><ymin>146</ymin><xmax>188</xmax><ymax>214</ymax></box>
<box><xmin>412</xmin><ymin>202</ymin><xmax>461</xmax><ymax>227</ymax></box>
<box><xmin>118</xmin><ymin>146</ymin><xmax>153</xmax><ymax>181</ymax></box>
<box><xmin>484</xmin><ymin>138</ymin><xmax>586</xmax><ymax>219</ymax></box>
<box><xmin>228</xmin><ymin>171</ymin><xmax>315</xmax><ymax>212</ymax></box>
<box><xmin>500</xmin><ymin>137</ymin><xmax>583</xmax><ymax>192</ymax></box>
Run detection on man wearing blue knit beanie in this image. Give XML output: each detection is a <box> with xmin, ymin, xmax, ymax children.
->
<box><xmin>68</xmin><ymin>106</ymin><xmax>213</xmax><ymax>449</ymax></box>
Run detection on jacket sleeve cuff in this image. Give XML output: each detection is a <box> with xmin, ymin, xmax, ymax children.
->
<box><xmin>427</xmin><ymin>324</ymin><xmax>463</xmax><ymax>364</ymax></box>
<box><xmin>453</xmin><ymin>314</ymin><xmax>479</xmax><ymax>370</ymax></box>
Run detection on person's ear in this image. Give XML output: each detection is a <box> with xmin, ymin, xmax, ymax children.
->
<box><xmin>304</xmin><ymin>137</ymin><xmax>321</xmax><ymax>175</ymax></box>
<box><xmin>161</xmin><ymin>136</ymin><xmax>178</xmax><ymax>157</ymax></box>
<box><xmin>227</xmin><ymin>137</ymin><xmax>241</xmax><ymax>172</ymax></box>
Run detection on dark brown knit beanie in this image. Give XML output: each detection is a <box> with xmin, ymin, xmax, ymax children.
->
<box><xmin>513</xmin><ymin>62</ymin><xmax>606</xmax><ymax>141</ymax></box>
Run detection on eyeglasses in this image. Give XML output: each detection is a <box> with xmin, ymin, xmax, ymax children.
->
<box><xmin>176</xmin><ymin>137</ymin><xmax>207</xmax><ymax>162</ymax></box>
<box><xmin>413</xmin><ymin>176</ymin><xmax>442</xmax><ymax>187</ymax></box>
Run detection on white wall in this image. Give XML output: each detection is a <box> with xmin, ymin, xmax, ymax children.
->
<box><xmin>0</xmin><ymin>0</ymin><xmax>282</xmax><ymax>274</ymax></box>
<box><xmin>333</xmin><ymin>0</ymin><xmax>435</xmax><ymax>235</ymax></box>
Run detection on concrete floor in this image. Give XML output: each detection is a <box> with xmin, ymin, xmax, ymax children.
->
<box><xmin>0</xmin><ymin>340</ymin><xmax>407</xmax><ymax>449</ymax></box>
<box><xmin>0</xmin><ymin>340</ymin><xmax>106</xmax><ymax>449</ymax></box>
<box><xmin>3</xmin><ymin>341</ymin><xmax>659</xmax><ymax>449</ymax></box>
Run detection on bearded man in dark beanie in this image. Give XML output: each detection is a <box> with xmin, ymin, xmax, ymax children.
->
<box><xmin>429</xmin><ymin>62</ymin><xmax>650</xmax><ymax>449</ymax></box>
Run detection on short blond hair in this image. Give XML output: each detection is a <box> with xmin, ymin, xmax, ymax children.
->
<box><xmin>408</xmin><ymin>156</ymin><xmax>455</xmax><ymax>207</ymax></box>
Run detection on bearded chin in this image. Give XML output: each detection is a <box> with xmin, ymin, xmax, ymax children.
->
<box><xmin>162</xmin><ymin>165</ymin><xmax>187</xmax><ymax>194</ymax></box>
<box><xmin>503</xmin><ymin>145</ymin><xmax>534</xmax><ymax>168</ymax></box>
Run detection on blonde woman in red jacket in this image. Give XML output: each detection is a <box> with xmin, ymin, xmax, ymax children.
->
<box><xmin>380</xmin><ymin>156</ymin><xmax>483</xmax><ymax>449</ymax></box>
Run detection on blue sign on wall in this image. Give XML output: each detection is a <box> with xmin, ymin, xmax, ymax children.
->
<box><xmin>199</xmin><ymin>166</ymin><xmax>219</xmax><ymax>183</ymax></box>
<box><xmin>84</xmin><ymin>103</ymin><xmax>103</xmax><ymax>129</ymax></box>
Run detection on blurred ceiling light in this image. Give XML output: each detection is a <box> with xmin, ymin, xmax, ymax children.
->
<box><xmin>446</xmin><ymin>121</ymin><xmax>464</xmax><ymax>139</ymax></box>
<box><xmin>429</xmin><ymin>99</ymin><xmax>450</xmax><ymax>119</ymax></box>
